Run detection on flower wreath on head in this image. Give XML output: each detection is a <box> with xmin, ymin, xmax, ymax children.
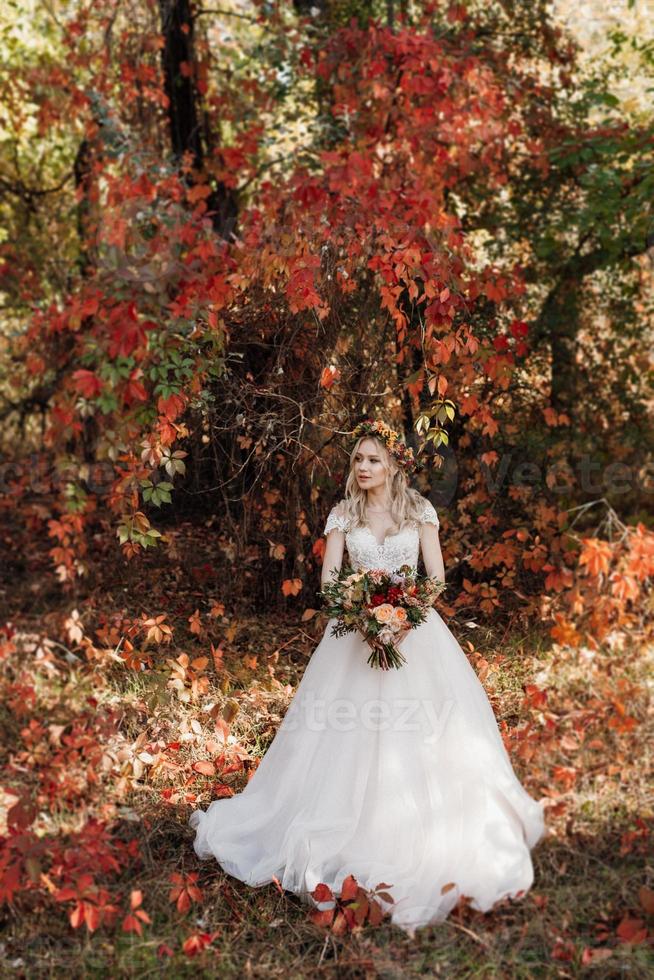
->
<box><xmin>350</xmin><ymin>418</ymin><xmax>422</xmax><ymax>475</ymax></box>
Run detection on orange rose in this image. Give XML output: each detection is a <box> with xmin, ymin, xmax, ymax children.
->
<box><xmin>373</xmin><ymin>603</ymin><xmax>394</xmax><ymax>624</ymax></box>
<box><xmin>391</xmin><ymin>607</ymin><xmax>408</xmax><ymax>625</ymax></box>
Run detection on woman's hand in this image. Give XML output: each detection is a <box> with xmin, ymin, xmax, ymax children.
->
<box><xmin>395</xmin><ymin>626</ymin><xmax>411</xmax><ymax>647</ymax></box>
<box><xmin>357</xmin><ymin>627</ymin><xmax>377</xmax><ymax>651</ymax></box>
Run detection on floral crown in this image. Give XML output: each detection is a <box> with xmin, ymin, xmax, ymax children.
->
<box><xmin>350</xmin><ymin>419</ymin><xmax>422</xmax><ymax>474</ymax></box>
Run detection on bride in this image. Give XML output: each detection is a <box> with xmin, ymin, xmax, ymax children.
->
<box><xmin>190</xmin><ymin>419</ymin><xmax>546</xmax><ymax>936</ymax></box>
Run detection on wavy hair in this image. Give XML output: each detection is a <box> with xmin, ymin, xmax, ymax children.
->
<box><xmin>342</xmin><ymin>435</ymin><xmax>425</xmax><ymax>532</ymax></box>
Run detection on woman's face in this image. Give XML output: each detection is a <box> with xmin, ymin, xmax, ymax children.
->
<box><xmin>353</xmin><ymin>438</ymin><xmax>388</xmax><ymax>491</ymax></box>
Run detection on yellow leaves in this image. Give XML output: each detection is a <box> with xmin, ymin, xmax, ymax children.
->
<box><xmin>269</xmin><ymin>542</ymin><xmax>286</xmax><ymax>560</ymax></box>
<box><xmin>222</xmin><ymin>698</ymin><xmax>240</xmax><ymax>722</ymax></box>
<box><xmin>282</xmin><ymin>578</ymin><xmax>302</xmax><ymax>597</ymax></box>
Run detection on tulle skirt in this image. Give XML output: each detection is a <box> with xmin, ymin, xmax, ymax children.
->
<box><xmin>189</xmin><ymin>608</ymin><xmax>546</xmax><ymax>936</ymax></box>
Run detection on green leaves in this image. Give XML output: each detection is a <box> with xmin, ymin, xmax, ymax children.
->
<box><xmin>139</xmin><ymin>479</ymin><xmax>174</xmax><ymax>508</ymax></box>
<box><xmin>415</xmin><ymin>400</ymin><xmax>457</xmax><ymax>452</ymax></box>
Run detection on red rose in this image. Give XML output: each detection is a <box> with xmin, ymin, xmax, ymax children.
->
<box><xmin>371</xmin><ymin>593</ymin><xmax>387</xmax><ymax>606</ymax></box>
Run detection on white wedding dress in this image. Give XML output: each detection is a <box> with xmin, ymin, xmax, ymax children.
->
<box><xmin>190</xmin><ymin>498</ymin><xmax>546</xmax><ymax>936</ymax></box>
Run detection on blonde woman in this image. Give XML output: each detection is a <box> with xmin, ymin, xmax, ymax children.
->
<box><xmin>190</xmin><ymin>420</ymin><xmax>545</xmax><ymax>937</ymax></box>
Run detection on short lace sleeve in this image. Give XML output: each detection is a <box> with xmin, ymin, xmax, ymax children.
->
<box><xmin>323</xmin><ymin>501</ymin><xmax>349</xmax><ymax>536</ymax></box>
<box><xmin>418</xmin><ymin>498</ymin><xmax>440</xmax><ymax>530</ymax></box>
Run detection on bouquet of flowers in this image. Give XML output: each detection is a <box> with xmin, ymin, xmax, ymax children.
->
<box><xmin>319</xmin><ymin>564</ymin><xmax>446</xmax><ymax>670</ymax></box>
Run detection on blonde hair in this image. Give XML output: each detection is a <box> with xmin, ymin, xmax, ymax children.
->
<box><xmin>342</xmin><ymin>435</ymin><xmax>425</xmax><ymax>532</ymax></box>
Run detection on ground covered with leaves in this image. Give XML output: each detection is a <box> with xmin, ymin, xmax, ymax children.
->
<box><xmin>1</xmin><ymin>521</ymin><xmax>652</xmax><ymax>979</ymax></box>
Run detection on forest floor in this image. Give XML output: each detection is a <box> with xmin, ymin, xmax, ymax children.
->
<box><xmin>0</xmin><ymin>517</ymin><xmax>652</xmax><ymax>979</ymax></box>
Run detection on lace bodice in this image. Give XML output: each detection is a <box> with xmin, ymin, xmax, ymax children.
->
<box><xmin>323</xmin><ymin>498</ymin><xmax>439</xmax><ymax>573</ymax></box>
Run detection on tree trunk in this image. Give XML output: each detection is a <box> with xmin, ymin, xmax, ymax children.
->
<box><xmin>158</xmin><ymin>0</ymin><xmax>237</xmax><ymax>238</ymax></box>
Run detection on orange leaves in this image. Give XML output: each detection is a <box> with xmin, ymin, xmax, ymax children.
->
<box><xmin>578</xmin><ymin>538</ymin><xmax>613</xmax><ymax>579</ymax></box>
<box><xmin>543</xmin><ymin>406</ymin><xmax>571</xmax><ymax>426</ymax></box>
<box><xmin>616</xmin><ymin>915</ymin><xmax>648</xmax><ymax>945</ymax></box>
<box><xmin>188</xmin><ymin>609</ymin><xmax>203</xmax><ymax>636</ymax></box>
<box><xmin>625</xmin><ymin>522</ymin><xmax>654</xmax><ymax>580</ymax></box>
<box><xmin>551</xmin><ymin>765</ymin><xmax>578</xmax><ymax>791</ymax></box>
<box><xmin>543</xmin><ymin>564</ymin><xmax>574</xmax><ymax>592</ymax></box>
<box><xmin>182</xmin><ymin>932</ymin><xmax>218</xmax><ymax>957</ymax></box>
<box><xmin>308</xmin><ymin>874</ymin><xmax>391</xmax><ymax>933</ymax></box>
<box><xmin>122</xmin><ymin>889</ymin><xmax>151</xmax><ymax>936</ymax></box>
<box><xmin>483</xmin><ymin>276</ymin><xmax>509</xmax><ymax>303</ymax></box>
<box><xmin>609</xmin><ymin>572</ymin><xmax>639</xmax><ymax>603</ymax></box>
<box><xmin>123</xmin><ymin>373</ymin><xmax>148</xmax><ymax>405</ymax></box>
<box><xmin>186</xmin><ymin>182</ymin><xmax>212</xmax><ymax>203</ymax></box>
<box><xmin>141</xmin><ymin>614</ymin><xmax>174</xmax><ymax>647</ymax></box>
<box><xmin>521</xmin><ymin>685</ymin><xmax>548</xmax><ymax>710</ymax></box>
<box><xmin>192</xmin><ymin>760</ymin><xmax>216</xmax><ymax>777</ymax></box>
<box><xmin>107</xmin><ymin>308</ymin><xmax>155</xmax><ymax>359</ymax></box>
<box><xmin>286</xmin><ymin>259</ymin><xmax>325</xmax><ymax>315</ymax></box>
<box><xmin>550</xmin><ymin>613</ymin><xmax>581</xmax><ymax>647</ymax></box>
<box><xmin>158</xmin><ymin>392</ymin><xmax>187</xmax><ymax>421</ymax></box>
<box><xmin>281</xmin><ymin>578</ymin><xmax>303</xmax><ymax>597</ymax></box>
<box><xmin>167</xmin><ymin>653</ymin><xmax>210</xmax><ymax>702</ymax></box>
<box><xmin>55</xmin><ymin>874</ymin><xmax>119</xmax><ymax>933</ymax></box>
<box><xmin>320</xmin><ymin>365</ymin><xmax>341</xmax><ymax>389</ymax></box>
<box><xmin>639</xmin><ymin>885</ymin><xmax>654</xmax><ymax>916</ymax></box>
<box><xmin>461</xmin><ymin>578</ymin><xmax>501</xmax><ymax>615</ymax></box>
<box><xmin>71</xmin><ymin>369</ymin><xmax>103</xmax><ymax>399</ymax></box>
<box><xmin>169</xmin><ymin>872</ymin><xmax>203</xmax><ymax>914</ymax></box>
<box><xmin>607</xmin><ymin>698</ymin><xmax>638</xmax><ymax>734</ymax></box>
<box><xmin>459</xmin><ymin>392</ymin><xmax>480</xmax><ymax>416</ymax></box>
<box><xmin>553</xmin><ymin>516</ymin><xmax>654</xmax><ymax>649</ymax></box>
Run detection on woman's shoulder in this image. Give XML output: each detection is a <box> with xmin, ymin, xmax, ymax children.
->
<box><xmin>411</xmin><ymin>493</ymin><xmax>440</xmax><ymax>528</ymax></box>
<box><xmin>323</xmin><ymin>498</ymin><xmax>350</xmax><ymax>535</ymax></box>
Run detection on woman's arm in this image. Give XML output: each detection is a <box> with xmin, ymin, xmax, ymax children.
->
<box><xmin>420</xmin><ymin>522</ymin><xmax>445</xmax><ymax>582</ymax></box>
<box><xmin>321</xmin><ymin>528</ymin><xmax>345</xmax><ymax>587</ymax></box>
